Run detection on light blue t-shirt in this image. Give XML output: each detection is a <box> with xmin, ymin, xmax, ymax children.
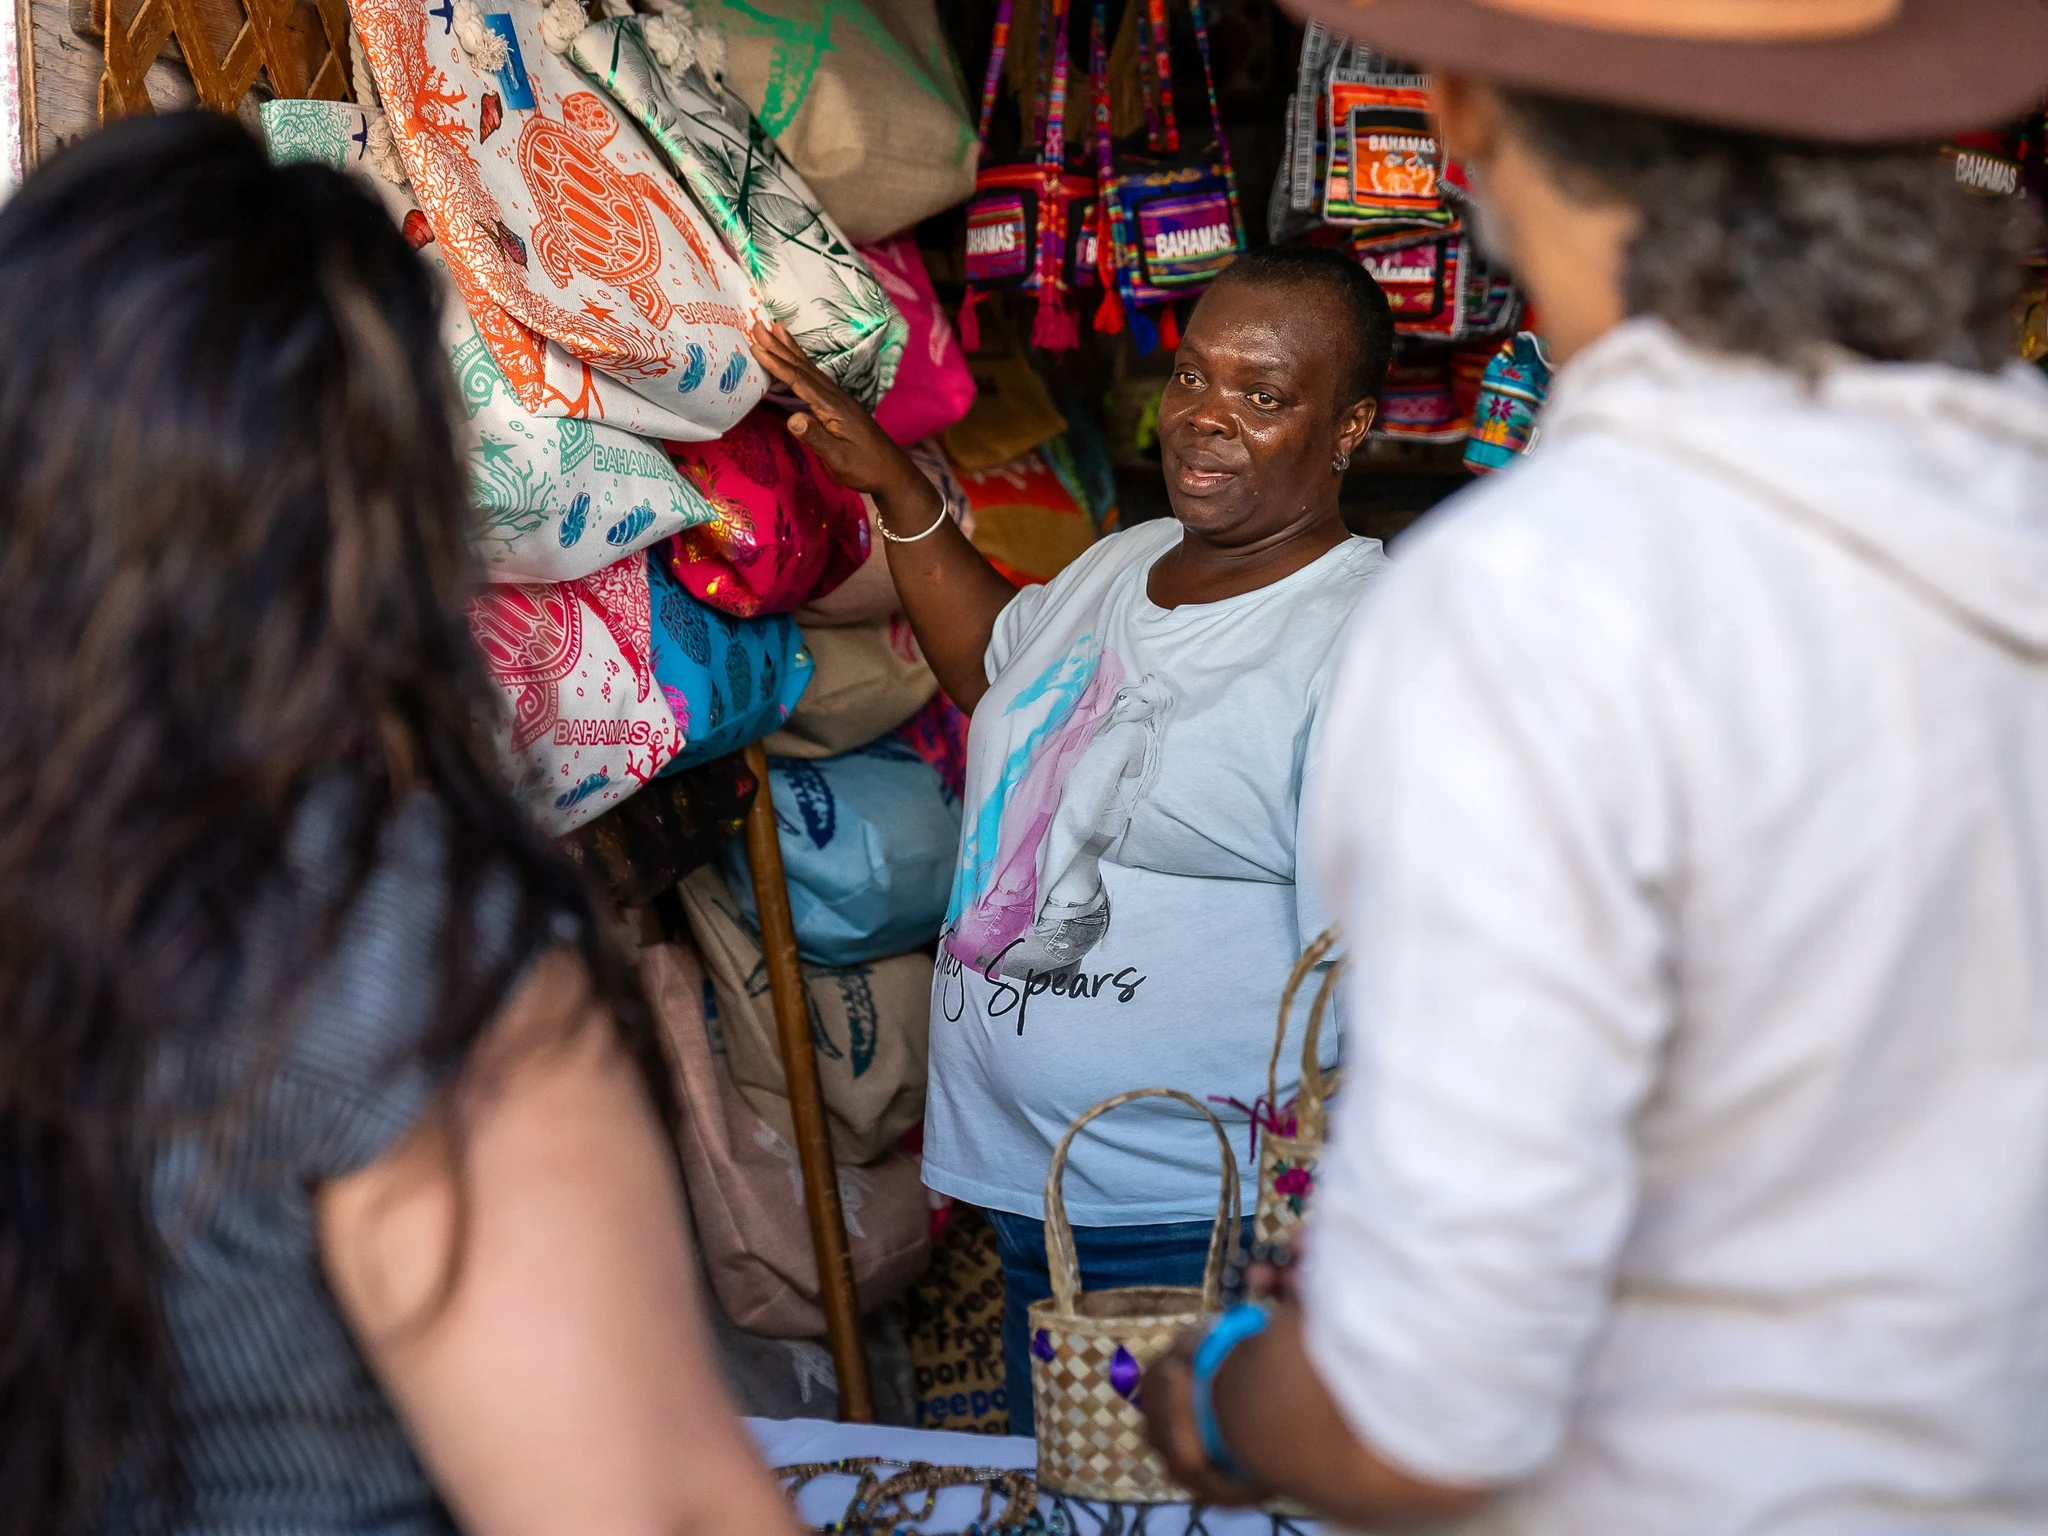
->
<box><xmin>921</xmin><ymin>520</ymin><xmax>1386</xmax><ymax>1225</ymax></box>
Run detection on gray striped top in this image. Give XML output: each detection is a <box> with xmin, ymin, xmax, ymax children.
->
<box><xmin>123</xmin><ymin>789</ymin><xmax>518</xmax><ymax>1535</ymax></box>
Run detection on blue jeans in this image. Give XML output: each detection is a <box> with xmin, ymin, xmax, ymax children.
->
<box><xmin>987</xmin><ymin>1211</ymin><xmax>1251</xmax><ymax>1439</ymax></box>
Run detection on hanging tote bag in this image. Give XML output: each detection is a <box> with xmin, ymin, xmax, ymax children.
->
<box><xmin>698</xmin><ymin>0</ymin><xmax>977</xmax><ymax>245</ymax></box>
<box><xmin>467</xmin><ymin>552</ymin><xmax>684</xmax><ymax>835</ymax></box>
<box><xmin>647</xmin><ymin>555</ymin><xmax>815</xmax><ymax>771</ymax></box>
<box><xmin>662</xmin><ymin>405</ymin><xmax>871</xmax><ymax>617</ymax></box>
<box><xmin>259</xmin><ymin>97</ymin><xmax>718</xmax><ymax>580</ymax></box>
<box><xmin>349</xmin><ymin>0</ymin><xmax>766</xmax><ymax>439</ymax></box>
<box><xmin>1087</xmin><ymin>0</ymin><xmax>1244</xmax><ymax>355</ymax></box>
<box><xmin>569</xmin><ymin>13</ymin><xmax>907</xmax><ymax>408</ymax></box>
<box><xmin>643</xmin><ymin>940</ymin><xmax>932</xmax><ymax>1339</ymax></box>
<box><xmin>678</xmin><ymin>866</ymin><xmax>930</xmax><ymax>1164</ymax></box>
<box><xmin>721</xmin><ymin>737</ymin><xmax>961</xmax><ymax>967</ymax></box>
<box><xmin>1031</xmin><ymin>1087</ymin><xmax>1241</xmax><ymax>1503</ymax></box>
<box><xmin>862</xmin><ymin>237</ymin><xmax>977</xmax><ymax>447</ymax></box>
<box><xmin>1254</xmin><ymin>928</ymin><xmax>1343</xmax><ymax>1250</ymax></box>
<box><xmin>760</xmin><ymin>616</ymin><xmax>937</xmax><ymax>758</ymax></box>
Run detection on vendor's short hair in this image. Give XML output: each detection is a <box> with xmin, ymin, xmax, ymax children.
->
<box><xmin>1499</xmin><ymin>90</ymin><xmax>2027</xmax><ymax>371</ymax></box>
<box><xmin>1208</xmin><ymin>245</ymin><xmax>1395</xmax><ymax>408</ymax></box>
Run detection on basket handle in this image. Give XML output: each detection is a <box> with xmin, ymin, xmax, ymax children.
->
<box><xmin>1265</xmin><ymin>928</ymin><xmax>1340</xmax><ymax>1114</ymax></box>
<box><xmin>1042</xmin><ymin>1087</ymin><xmax>1241</xmax><ymax>1317</ymax></box>
<box><xmin>1293</xmin><ymin>958</ymin><xmax>1346</xmax><ymax>1131</ymax></box>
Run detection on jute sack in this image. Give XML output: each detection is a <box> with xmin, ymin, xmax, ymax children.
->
<box><xmin>760</xmin><ymin>616</ymin><xmax>937</xmax><ymax>759</ymax></box>
<box><xmin>1254</xmin><ymin>927</ymin><xmax>1344</xmax><ymax>1249</ymax></box>
<box><xmin>642</xmin><ymin>940</ymin><xmax>930</xmax><ymax>1338</ymax></box>
<box><xmin>1030</xmin><ymin>1088</ymin><xmax>1240</xmax><ymax>1504</ymax></box>
<box><xmin>696</xmin><ymin>0</ymin><xmax>977</xmax><ymax>245</ymax></box>
<box><xmin>678</xmin><ymin>866</ymin><xmax>928</xmax><ymax>1163</ymax></box>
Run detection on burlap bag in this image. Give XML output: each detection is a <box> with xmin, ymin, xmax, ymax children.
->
<box><xmin>678</xmin><ymin>866</ymin><xmax>928</xmax><ymax>1163</ymax></box>
<box><xmin>760</xmin><ymin>616</ymin><xmax>937</xmax><ymax>759</ymax></box>
<box><xmin>1029</xmin><ymin>1088</ymin><xmax>1239</xmax><ymax>1503</ymax></box>
<box><xmin>642</xmin><ymin>940</ymin><xmax>930</xmax><ymax>1338</ymax></box>
<box><xmin>1255</xmin><ymin>928</ymin><xmax>1344</xmax><ymax>1249</ymax></box>
<box><xmin>698</xmin><ymin>0</ymin><xmax>977</xmax><ymax>245</ymax></box>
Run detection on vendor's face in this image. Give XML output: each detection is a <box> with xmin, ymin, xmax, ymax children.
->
<box><xmin>1158</xmin><ymin>281</ymin><xmax>1371</xmax><ymax>546</ymax></box>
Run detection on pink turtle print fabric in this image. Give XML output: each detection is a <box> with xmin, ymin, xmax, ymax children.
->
<box><xmin>660</xmin><ymin>406</ymin><xmax>871</xmax><ymax>619</ymax></box>
<box><xmin>350</xmin><ymin>0</ymin><xmax>765</xmax><ymax>440</ymax></box>
<box><xmin>466</xmin><ymin>550</ymin><xmax>683</xmax><ymax>835</ymax></box>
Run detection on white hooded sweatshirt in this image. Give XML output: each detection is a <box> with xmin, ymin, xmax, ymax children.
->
<box><xmin>1304</xmin><ymin>320</ymin><xmax>2048</xmax><ymax>1534</ymax></box>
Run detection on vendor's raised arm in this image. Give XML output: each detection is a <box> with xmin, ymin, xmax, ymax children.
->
<box><xmin>749</xmin><ymin>319</ymin><xmax>1017</xmax><ymax>713</ymax></box>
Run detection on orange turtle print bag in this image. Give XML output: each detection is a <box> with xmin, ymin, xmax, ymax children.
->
<box><xmin>350</xmin><ymin>0</ymin><xmax>766</xmax><ymax>440</ymax></box>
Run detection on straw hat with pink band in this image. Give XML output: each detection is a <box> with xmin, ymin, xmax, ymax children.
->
<box><xmin>1278</xmin><ymin>0</ymin><xmax>2048</xmax><ymax>140</ymax></box>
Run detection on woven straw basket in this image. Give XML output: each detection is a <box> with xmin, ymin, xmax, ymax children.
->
<box><xmin>1254</xmin><ymin>928</ymin><xmax>1345</xmax><ymax>1249</ymax></box>
<box><xmin>1028</xmin><ymin>1088</ymin><xmax>1242</xmax><ymax>1503</ymax></box>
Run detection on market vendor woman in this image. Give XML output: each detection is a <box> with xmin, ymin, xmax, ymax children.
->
<box><xmin>752</xmin><ymin>247</ymin><xmax>1392</xmax><ymax>1433</ymax></box>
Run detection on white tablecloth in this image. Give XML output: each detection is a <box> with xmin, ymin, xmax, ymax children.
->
<box><xmin>747</xmin><ymin>1417</ymin><xmax>1319</xmax><ymax>1533</ymax></box>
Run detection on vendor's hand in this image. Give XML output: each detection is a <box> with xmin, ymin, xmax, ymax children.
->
<box><xmin>748</xmin><ymin>319</ymin><xmax>921</xmax><ymax>497</ymax></box>
<box><xmin>1141</xmin><ymin>1330</ymin><xmax>1269</xmax><ymax>1509</ymax></box>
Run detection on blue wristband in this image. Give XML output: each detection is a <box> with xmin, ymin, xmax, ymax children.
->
<box><xmin>1190</xmin><ymin>1302</ymin><xmax>1271</xmax><ymax>1484</ymax></box>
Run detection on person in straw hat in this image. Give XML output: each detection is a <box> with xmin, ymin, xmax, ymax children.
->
<box><xmin>1143</xmin><ymin>1</ymin><xmax>2048</xmax><ymax>1530</ymax></box>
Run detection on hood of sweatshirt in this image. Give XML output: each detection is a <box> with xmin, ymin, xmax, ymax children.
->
<box><xmin>1542</xmin><ymin>319</ymin><xmax>2048</xmax><ymax>661</ymax></box>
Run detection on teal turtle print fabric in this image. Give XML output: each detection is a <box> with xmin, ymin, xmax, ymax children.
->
<box><xmin>571</xmin><ymin>16</ymin><xmax>906</xmax><ymax>408</ymax></box>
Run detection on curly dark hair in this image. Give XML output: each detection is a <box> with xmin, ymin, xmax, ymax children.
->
<box><xmin>0</xmin><ymin>112</ymin><xmax>664</xmax><ymax>1532</ymax></box>
<box><xmin>1499</xmin><ymin>89</ymin><xmax>2031</xmax><ymax>371</ymax></box>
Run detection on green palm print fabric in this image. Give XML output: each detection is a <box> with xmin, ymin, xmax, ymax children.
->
<box><xmin>573</xmin><ymin>17</ymin><xmax>906</xmax><ymax>408</ymax></box>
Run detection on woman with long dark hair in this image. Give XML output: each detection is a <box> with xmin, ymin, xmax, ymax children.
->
<box><xmin>0</xmin><ymin>112</ymin><xmax>796</xmax><ymax>1535</ymax></box>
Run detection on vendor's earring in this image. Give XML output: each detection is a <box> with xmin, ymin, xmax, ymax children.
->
<box><xmin>1333</xmin><ymin>452</ymin><xmax>1351</xmax><ymax>472</ymax></box>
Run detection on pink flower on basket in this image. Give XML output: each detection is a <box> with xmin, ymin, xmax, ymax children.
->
<box><xmin>1273</xmin><ymin>1166</ymin><xmax>1315</xmax><ymax>1198</ymax></box>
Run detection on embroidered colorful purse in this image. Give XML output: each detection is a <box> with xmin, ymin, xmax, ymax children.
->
<box><xmin>1322</xmin><ymin>50</ymin><xmax>1453</xmax><ymax>236</ymax></box>
<box><xmin>862</xmin><ymin>237</ymin><xmax>977</xmax><ymax>447</ymax></box>
<box><xmin>661</xmin><ymin>406</ymin><xmax>871</xmax><ymax>617</ymax></box>
<box><xmin>958</xmin><ymin>0</ymin><xmax>1094</xmax><ymax>352</ymax></box>
<box><xmin>467</xmin><ymin>551</ymin><xmax>684</xmax><ymax>835</ymax></box>
<box><xmin>1087</xmin><ymin>0</ymin><xmax>1244</xmax><ymax>353</ymax></box>
<box><xmin>1355</xmin><ymin>231</ymin><xmax>1466</xmax><ymax>340</ymax></box>
<box><xmin>570</xmin><ymin>13</ymin><xmax>906</xmax><ymax>409</ymax></box>
<box><xmin>259</xmin><ymin>97</ymin><xmax>717</xmax><ymax>582</ymax></box>
<box><xmin>348</xmin><ymin>0</ymin><xmax>765</xmax><ymax>439</ymax></box>
<box><xmin>647</xmin><ymin>554</ymin><xmax>815</xmax><ymax>771</ymax></box>
<box><xmin>1464</xmin><ymin>331</ymin><xmax>1553</xmax><ymax>474</ymax></box>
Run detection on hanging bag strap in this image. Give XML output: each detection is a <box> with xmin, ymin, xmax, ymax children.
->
<box><xmin>1043</xmin><ymin>1087</ymin><xmax>1241</xmax><ymax>1316</ymax></box>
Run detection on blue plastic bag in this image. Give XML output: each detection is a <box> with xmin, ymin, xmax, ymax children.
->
<box><xmin>649</xmin><ymin>555</ymin><xmax>814</xmax><ymax>773</ymax></box>
<box><xmin>724</xmin><ymin>738</ymin><xmax>963</xmax><ymax>966</ymax></box>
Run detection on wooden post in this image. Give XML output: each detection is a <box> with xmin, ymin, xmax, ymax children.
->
<box><xmin>742</xmin><ymin>742</ymin><xmax>875</xmax><ymax>1422</ymax></box>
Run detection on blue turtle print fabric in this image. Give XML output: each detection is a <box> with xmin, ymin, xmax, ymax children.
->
<box><xmin>648</xmin><ymin>555</ymin><xmax>814</xmax><ymax>773</ymax></box>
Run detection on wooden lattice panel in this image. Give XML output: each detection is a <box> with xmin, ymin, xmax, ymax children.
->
<box><xmin>97</xmin><ymin>0</ymin><xmax>351</xmax><ymax>119</ymax></box>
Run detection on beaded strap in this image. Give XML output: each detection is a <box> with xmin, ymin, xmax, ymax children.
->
<box><xmin>1145</xmin><ymin>0</ymin><xmax>1179</xmax><ymax>152</ymax></box>
<box><xmin>1187</xmin><ymin>0</ymin><xmax>1239</xmax><ymax>237</ymax></box>
<box><xmin>974</xmin><ymin>0</ymin><xmax>1015</xmax><ymax>144</ymax></box>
